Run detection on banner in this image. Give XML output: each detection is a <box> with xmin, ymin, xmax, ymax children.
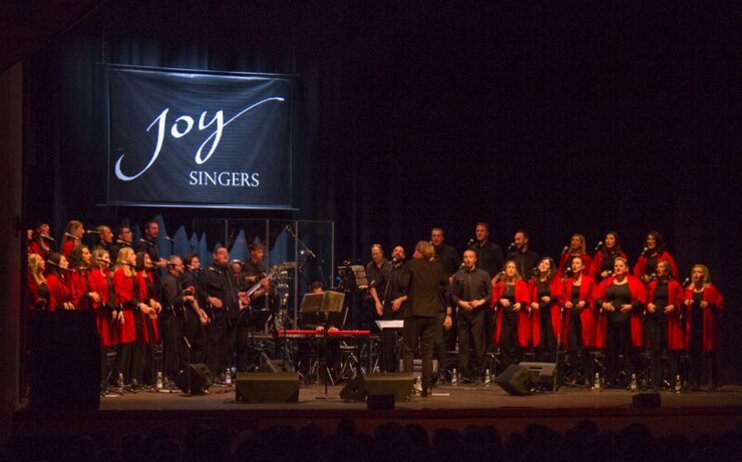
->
<box><xmin>107</xmin><ymin>66</ymin><xmax>293</xmax><ymax>208</ymax></box>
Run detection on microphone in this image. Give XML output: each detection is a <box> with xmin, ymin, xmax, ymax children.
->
<box><xmin>85</xmin><ymin>230</ymin><xmax>100</xmax><ymax>235</ymax></box>
<box><xmin>164</xmin><ymin>236</ymin><xmax>175</xmax><ymax>242</ymax></box>
<box><xmin>649</xmin><ymin>273</ymin><xmax>657</xmax><ymax>281</ymax></box>
<box><xmin>40</xmin><ymin>234</ymin><xmax>55</xmax><ymax>242</ymax></box>
<box><xmin>115</xmin><ymin>239</ymin><xmax>131</xmax><ymax>245</ymax></box>
<box><xmin>593</xmin><ymin>241</ymin><xmax>603</xmax><ymax>253</ymax></box>
<box><xmin>46</xmin><ymin>260</ymin><xmax>73</xmax><ymax>271</ymax></box>
<box><xmin>507</xmin><ymin>242</ymin><xmax>515</xmax><ymax>252</ymax></box>
<box><xmin>561</xmin><ymin>245</ymin><xmax>569</xmax><ymax>255</ymax></box>
<box><xmin>682</xmin><ymin>277</ymin><xmax>691</xmax><ymax>288</ymax></box>
<box><xmin>642</xmin><ymin>246</ymin><xmax>649</xmax><ymax>256</ymax></box>
<box><xmin>530</xmin><ymin>268</ymin><xmax>539</xmax><ymax>279</ymax></box>
<box><xmin>466</xmin><ymin>238</ymin><xmax>475</xmax><ymax>247</ymax></box>
<box><xmin>391</xmin><ymin>257</ymin><xmax>400</xmax><ymax>264</ymax></box>
<box><xmin>64</xmin><ymin>232</ymin><xmax>80</xmax><ymax>241</ymax></box>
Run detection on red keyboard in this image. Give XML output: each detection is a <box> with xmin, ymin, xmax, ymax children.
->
<box><xmin>328</xmin><ymin>329</ymin><xmax>371</xmax><ymax>337</ymax></box>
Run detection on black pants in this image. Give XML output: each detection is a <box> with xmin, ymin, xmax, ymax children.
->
<box><xmin>539</xmin><ymin>307</ymin><xmax>557</xmax><ymax>362</ymax></box>
<box><xmin>402</xmin><ymin>316</ymin><xmax>436</xmax><ymax>389</ymax></box>
<box><xmin>566</xmin><ymin>314</ymin><xmax>592</xmax><ymax>381</ymax></box>
<box><xmin>458</xmin><ymin>308</ymin><xmax>485</xmax><ymax>379</ymax></box>
<box><xmin>499</xmin><ymin>313</ymin><xmax>520</xmax><ymax>371</ymax></box>
<box><xmin>160</xmin><ymin>309</ymin><xmax>182</xmax><ymax>380</ymax></box>
<box><xmin>118</xmin><ymin>310</ymin><xmax>146</xmax><ymax>386</ymax></box>
<box><xmin>605</xmin><ymin>320</ymin><xmax>638</xmax><ymax>385</ymax></box>
<box><xmin>433</xmin><ymin>311</ymin><xmax>451</xmax><ymax>377</ymax></box>
<box><xmin>688</xmin><ymin>331</ymin><xmax>719</xmax><ymax>388</ymax></box>
<box><xmin>181</xmin><ymin>309</ymin><xmax>206</xmax><ymax>365</ymax></box>
<box><xmin>644</xmin><ymin>313</ymin><xmax>668</xmax><ymax>388</ymax></box>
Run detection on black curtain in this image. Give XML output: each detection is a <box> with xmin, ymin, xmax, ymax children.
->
<box><xmin>24</xmin><ymin>1</ymin><xmax>740</xmax><ymax>381</ymax></box>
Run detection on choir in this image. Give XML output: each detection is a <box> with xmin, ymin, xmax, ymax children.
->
<box><xmin>25</xmin><ymin>220</ymin><xmax>725</xmax><ymax>393</ymax></box>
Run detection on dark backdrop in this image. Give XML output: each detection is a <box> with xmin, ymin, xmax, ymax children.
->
<box><xmin>22</xmin><ymin>1</ymin><xmax>740</xmax><ymax>381</ymax></box>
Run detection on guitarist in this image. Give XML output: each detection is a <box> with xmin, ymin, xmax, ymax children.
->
<box><xmin>243</xmin><ymin>242</ymin><xmax>271</xmax><ymax>309</ymax></box>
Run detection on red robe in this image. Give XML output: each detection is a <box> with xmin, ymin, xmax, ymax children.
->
<box><xmin>27</xmin><ymin>274</ymin><xmax>41</xmax><ymax>311</ymax></box>
<box><xmin>491</xmin><ymin>279</ymin><xmax>531</xmax><ymax>346</ymax></box>
<box><xmin>28</xmin><ymin>240</ymin><xmax>52</xmax><ymax>259</ymax></box>
<box><xmin>646</xmin><ymin>279</ymin><xmax>685</xmax><ymax>350</ymax></box>
<box><xmin>137</xmin><ymin>271</ymin><xmax>160</xmax><ymax>345</ymax></box>
<box><xmin>683</xmin><ymin>284</ymin><xmax>724</xmax><ymax>352</ymax></box>
<box><xmin>44</xmin><ymin>272</ymin><xmax>69</xmax><ymax>312</ymax></box>
<box><xmin>593</xmin><ymin>275</ymin><xmax>647</xmax><ymax>348</ymax></box>
<box><xmin>528</xmin><ymin>276</ymin><xmax>564</xmax><ymax>347</ymax></box>
<box><xmin>91</xmin><ymin>268</ymin><xmax>116</xmax><ymax>347</ymax></box>
<box><xmin>562</xmin><ymin>274</ymin><xmax>597</xmax><ymax>347</ymax></box>
<box><xmin>558</xmin><ymin>252</ymin><xmax>592</xmax><ymax>279</ymax></box>
<box><xmin>67</xmin><ymin>269</ymin><xmax>99</xmax><ymax>311</ymax></box>
<box><xmin>633</xmin><ymin>250</ymin><xmax>679</xmax><ymax>280</ymax></box>
<box><xmin>589</xmin><ymin>250</ymin><xmax>627</xmax><ymax>279</ymax></box>
<box><xmin>113</xmin><ymin>268</ymin><xmax>141</xmax><ymax>344</ymax></box>
<box><xmin>60</xmin><ymin>239</ymin><xmax>76</xmax><ymax>258</ymax></box>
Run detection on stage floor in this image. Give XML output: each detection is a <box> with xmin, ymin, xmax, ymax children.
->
<box><xmin>13</xmin><ymin>383</ymin><xmax>742</xmax><ymax>440</ymax></box>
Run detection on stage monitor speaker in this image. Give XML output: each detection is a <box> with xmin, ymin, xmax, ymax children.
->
<box><xmin>495</xmin><ymin>364</ymin><xmax>537</xmax><ymax>395</ymax></box>
<box><xmin>519</xmin><ymin>362</ymin><xmax>560</xmax><ymax>391</ymax></box>
<box><xmin>633</xmin><ymin>392</ymin><xmax>661</xmax><ymax>408</ymax></box>
<box><xmin>339</xmin><ymin>373</ymin><xmax>413</xmax><ymax>404</ymax></box>
<box><xmin>235</xmin><ymin>372</ymin><xmax>299</xmax><ymax>403</ymax></box>
<box><xmin>174</xmin><ymin>363</ymin><xmax>213</xmax><ymax>395</ymax></box>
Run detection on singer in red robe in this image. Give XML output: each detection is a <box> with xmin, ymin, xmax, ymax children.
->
<box><xmin>593</xmin><ymin>257</ymin><xmax>646</xmax><ymax>387</ymax></box>
<box><xmin>60</xmin><ymin>220</ymin><xmax>85</xmax><ymax>257</ymax></box>
<box><xmin>683</xmin><ymin>264</ymin><xmax>724</xmax><ymax>390</ymax></box>
<box><xmin>633</xmin><ymin>231</ymin><xmax>678</xmax><ymax>282</ymax></box>
<box><xmin>557</xmin><ymin>234</ymin><xmax>592</xmax><ymax>279</ymax></box>
<box><xmin>113</xmin><ymin>247</ymin><xmax>147</xmax><ymax>387</ymax></box>
<box><xmin>528</xmin><ymin>257</ymin><xmax>564</xmax><ymax>361</ymax></box>
<box><xmin>67</xmin><ymin>245</ymin><xmax>101</xmax><ymax>312</ymax></box>
<box><xmin>590</xmin><ymin>231</ymin><xmax>627</xmax><ymax>281</ymax></box>
<box><xmin>491</xmin><ymin>260</ymin><xmax>530</xmax><ymax>370</ymax></box>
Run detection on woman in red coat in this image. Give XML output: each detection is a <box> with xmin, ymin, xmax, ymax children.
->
<box><xmin>113</xmin><ymin>247</ymin><xmax>149</xmax><ymax>387</ymax></box>
<box><xmin>633</xmin><ymin>231</ymin><xmax>679</xmax><ymax>282</ymax></box>
<box><xmin>60</xmin><ymin>220</ymin><xmax>85</xmax><ymax>258</ymax></box>
<box><xmin>529</xmin><ymin>257</ymin><xmax>563</xmax><ymax>362</ymax></box>
<box><xmin>645</xmin><ymin>260</ymin><xmax>684</xmax><ymax>391</ymax></box>
<box><xmin>683</xmin><ymin>264</ymin><xmax>724</xmax><ymax>390</ymax></box>
<box><xmin>44</xmin><ymin>253</ymin><xmax>73</xmax><ymax>312</ymax></box>
<box><xmin>594</xmin><ymin>257</ymin><xmax>646</xmax><ymax>387</ymax></box>
<box><xmin>563</xmin><ymin>256</ymin><xmax>597</xmax><ymax>385</ymax></box>
<box><xmin>136</xmin><ymin>251</ymin><xmax>161</xmax><ymax>386</ymax></box>
<box><xmin>67</xmin><ymin>245</ymin><xmax>101</xmax><ymax>312</ymax></box>
<box><xmin>27</xmin><ymin>223</ymin><xmax>54</xmax><ymax>260</ymax></box>
<box><xmin>491</xmin><ymin>260</ymin><xmax>530</xmax><ymax>370</ymax></box>
<box><xmin>558</xmin><ymin>234</ymin><xmax>592</xmax><ymax>279</ymax></box>
<box><xmin>27</xmin><ymin>253</ymin><xmax>49</xmax><ymax>311</ymax></box>
<box><xmin>590</xmin><ymin>231</ymin><xmax>627</xmax><ymax>282</ymax></box>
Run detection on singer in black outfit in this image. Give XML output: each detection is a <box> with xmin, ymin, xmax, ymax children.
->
<box><xmin>137</xmin><ymin>220</ymin><xmax>167</xmax><ymax>279</ymax></box>
<box><xmin>431</xmin><ymin>228</ymin><xmax>459</xmax><ymax>380</ymax></box>
<box><xmin>380</xmin><ymin>246</ymin><xmax>408</xmax><ymax>372</ymax></box>
<box><xmin>109</xmin><ymin>225</ymin><xmax>133</xmax><ymax>261</ymax></box>
<box><xmin>160</xmin><ymin>255</ymin><xmax>188</xmax><ymax>381</ymax></box>
<box><xmin>401</xmin><ymin>241</ymin><xmax>449</xmax><ymax>397</ymax></box>
<box><xmin>201</xmin><ymin>246</ymin><xmax>240</xmax><ymax>377</ymax></box>
<box><xmin>506</xmin><ymin>230</ymin><xmax>539</xmax><ymax>279</ymax></box>
<box><xmin>181</xmin><ymin>253</ymin><xmax>207</xmax><ymax>364</ymax></box>
<box><xmin>365</xmin><ymin>244</ymin><xmax>392</xmax><ymax>329</ymax></box>
<box><xmin>468</xmin><ymin>222</ymin><xmax>504</xmax><ymax>279</ymax></box>
<box><xmin>450</xmin><ymin>249</ymin><xmax>492</xmax><ymax>382</ymax></box>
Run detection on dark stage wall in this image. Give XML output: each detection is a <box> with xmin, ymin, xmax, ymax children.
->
<box><xmin>19</xmin><ymin>1</ymin><xmax>741</xmax><ymax>381</ymax></box>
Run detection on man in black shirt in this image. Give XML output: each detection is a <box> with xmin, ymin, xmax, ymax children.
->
<box><xmin>381</xmin><ymin>245</ymin><xmax>407</xmax><ymax>372</ymax></box>
<box><xmin>469</xmin><ymin>222</ymin><xmax>504</xmax><ymax>280</ymax></box>
<box><xmin>450</xmin><ymin>250</ymin><xmax>492</xmax><ymax>382</ymax></box>
<box><xmin>243</xmin><ymin>243</ymin><xmax>270</xmax><ymax>309</ymax></box>
<box><xmin>201</xmin><ymin>246</ymin><xmax>243</xmax><ymax>378</ymax></box>
<box><xmin>364</xmin><ymin>244</ymin><xmax>391</xmax><ymax>329</ymax></box>
<box><xmin>109</xmin><ymin>225</ymin><xmax>133</xmax><ymax>262</ymax></box>
<box><xmin>401</xmin><ymin>241</ymin><xmax>448</xmax><ymax>396</ymax></box>
<box><xmin>137</xmin><ymin>220</ymin><xmax>168</xmax><ymax>278</ymax></box>
<box><xmin>506</xmin><ymin>230</ymin><xmax>539</xmax><ymax>279</ymax></box>
<box><xmin>431</xmin><ymin>227</ymin><xmax>458</xmax><ymax>381</ymax></box>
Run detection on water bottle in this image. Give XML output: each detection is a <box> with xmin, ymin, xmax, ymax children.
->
<box><xmin>225</xmin><ymin>369</ymin><xmax>232</xmax><ymax>385</ymax></box>
<box><xmin>156</xmin><ymin>371</ymin><xmax>163</xmax><ymax>390</ymax></box>
<box><xmin>484</xmin><ymin>369</ymin><xmax>491</xmax><ymax>387</ymax></box>
<box><xmin>674</xmin><ymin>374</ymin><xmax>682</xmax><ymax>393</ymax></box>
<box><xmin>451</xmin><ymin>368</ymin><xmax>458</xmax><ymax>386</ymax></box>
<box><xmin>593</xmin><ymin>372</ymin><xmax>601</xmax><ymax>391</ymax></box>
<box><xmin>414</xmin><ymin>376</ymin><xmax>422</xmax><ymax>394</ymax></box>
<box><xmin>630</xmin><ymin>373</ymin><xmax>638</xmax><ymax>392</ymax></box>
<box><xmin>117</xmin><ymin>372</ymin><xmax>124</xmax><ymax>389</ymax></box>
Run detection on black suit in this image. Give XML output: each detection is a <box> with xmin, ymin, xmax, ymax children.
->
<box><xmin>401</xmin><ymin>258</ymin><xmax>448</xmax><ymax>391</ymax></box>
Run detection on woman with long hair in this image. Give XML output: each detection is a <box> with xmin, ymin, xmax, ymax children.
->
<box><xmin>113</xmin><ymin>247</ymin><xmax>148</xmax><ymax>387</ymax></box>
<box><xmin>633</xmin><ymin>231</ymin><xmax>679</xmax><ymax>282</ymax></box>
<box><xmin>644</xmin><ymin>259</ymin><xmax>684</xmax><ymax>391</ymax></box>
<box><xmin>60</xmin><ymin>220</ymin><xmax>85</xmax><ymax>258</ymax></box>
<box><xmin>594</xmin><ymin>257</ymin><xmax>646</xmax><ymax>387</ymax></box>
<box><xmin>491</xmin><ymin>260</ymin><xmax>531</xmax><ymax>370</ymax></box>
<box><xmin>44</xmin><ymin>252</ymin><xmax>73</xmax><ymax>311</ymax></box>
<box><xmin>590</xmin><ymin>231</ymin><xmax>627</xmax><ymax>282</ymax></box>
<box><xmin>683</xmin><ymin>264</ymin><xmax>724</xmax><ymax>390</ymax></box>
<box><xmin>67</xmin><ymin>245</ymin><xmax>101</xmax><ymax>312</ymax></box>
<box><xmin>135</xmin><ymin>251</ymin><xmax>161</xmax><ymax>386</ymax></box>
<box><xmin>27</xmin><ymin>253</ymin><xmax>49</xmax><ymax>311</ymax></box>
<box><xmin>28</xmin><ymin>223</ymin><xmax>54</xmax><ymax>260</ymax></box>
<box><xmin>529</xmin><ymin>257</ymin><xmax>563</xmax><ymax>362</ymax></box>
<box><xmin>562</xmin><ymin>256</ymin><xmax>597</xmax><ymax>385</ymax></box>
<box><xmin>558</xmin><ymin>234</ymin><xmax>592</xmax><ymax>279</ymax></box>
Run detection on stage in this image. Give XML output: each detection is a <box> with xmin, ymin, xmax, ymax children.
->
<box><xmin>12</xmin><ymin>383</ymin><xmax>742</xmax><ymax>441</ymax></box>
